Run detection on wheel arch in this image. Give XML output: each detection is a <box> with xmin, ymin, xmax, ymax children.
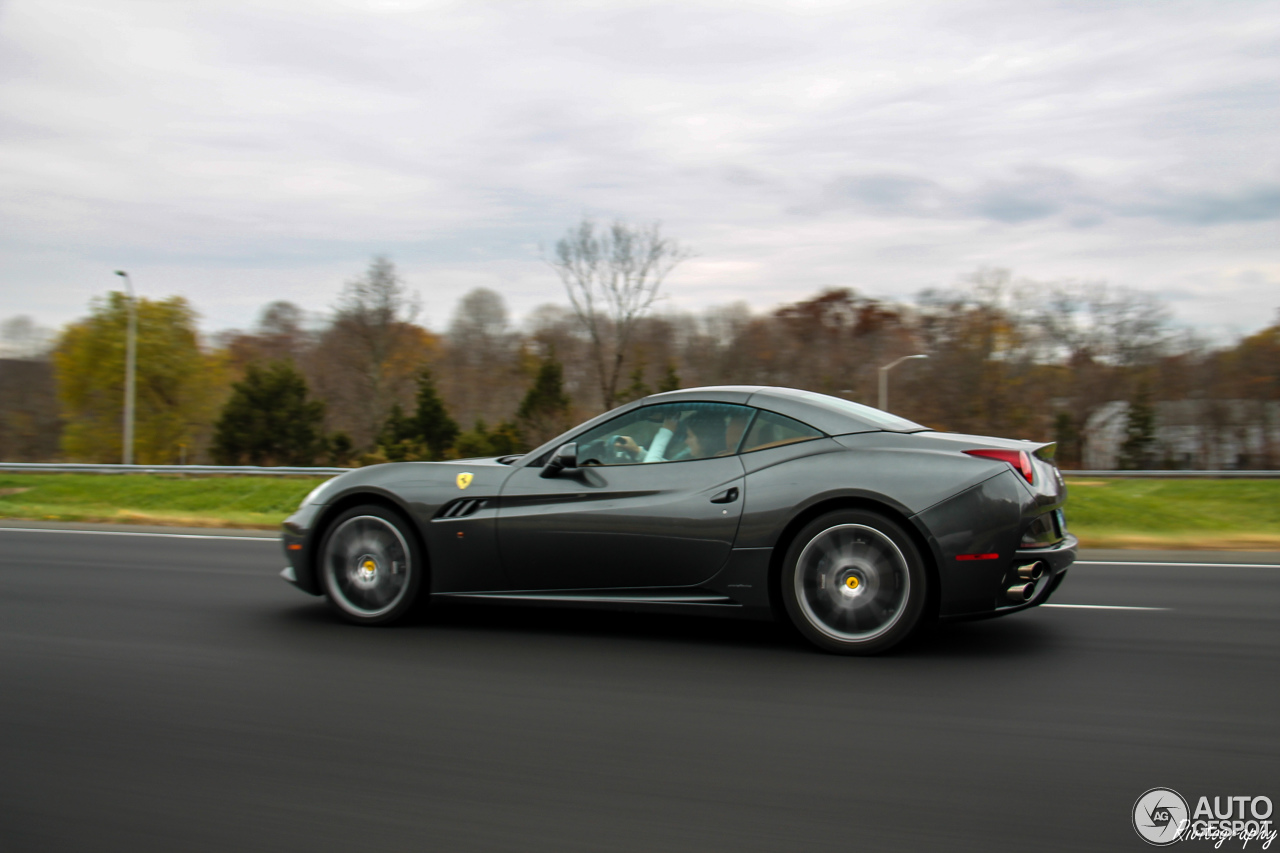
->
<box><xmin>306</xmin><ymin>490</ymin><xmax>429</xmax><ymax>591</ymax></box>
<box><xmin>766</xmin><ymin>496</ymin><xmax>941</xmax><ymax>626</ymax></box>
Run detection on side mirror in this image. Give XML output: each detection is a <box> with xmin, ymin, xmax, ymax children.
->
<box><xmin>541</xmin><ymin>442</ymin><xmax>578</xmax><ymax>478</ymax></box>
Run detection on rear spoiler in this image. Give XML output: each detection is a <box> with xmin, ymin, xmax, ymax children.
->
<box><xmin>1031</xmin><ymin>442</ymin><xmax>1057</xmax><ymax>462</ymax></box>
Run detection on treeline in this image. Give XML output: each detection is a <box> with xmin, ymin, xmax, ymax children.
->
<box><xmin>2</xmin><ymin>257</ymin><xmax>1278</xmax><ymax>469</ymax></box>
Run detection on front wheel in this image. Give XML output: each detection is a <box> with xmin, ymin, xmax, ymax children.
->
<box><xmin>319</xmin><ymin>505</ymin><xmax>424</xmax><ymax>625</ymax></box>
<box><xmin>781</xmin><ymin>510</ymin><xmax>927</xmax><ymax>655</ymax></box>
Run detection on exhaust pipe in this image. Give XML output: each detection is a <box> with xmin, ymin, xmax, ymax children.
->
<box><xmin>1015</xmin><ymin>561</ymin><xmax>1046</xmax><ymax>581</ymax></box>
<box><xmin>1005</xmin><ymin>582</ymin><xmax>1035</xmax><ymax>603</ymax></box>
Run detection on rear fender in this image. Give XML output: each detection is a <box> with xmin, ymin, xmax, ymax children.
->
<box><xmin>915</xmin><ymin>470</ymin><xmax>1028</xmax><ymax>616</ymax></box>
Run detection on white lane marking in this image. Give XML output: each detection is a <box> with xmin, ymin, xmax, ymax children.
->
<box><xmin>0</xmin><ymin>527</ymin><xmax>275</xmax><ymax>542</ymax></box>
<box><xmin>1043</xmin><ymin>603</ymin><xmax>1169</xmax><ymax>611</ymax></box>
<box><xmin>1076</xmin><ymin>560</ymin><xmax>1279</xmax><ymax>569</ymax></box>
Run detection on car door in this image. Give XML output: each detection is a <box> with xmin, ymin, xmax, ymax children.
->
<box><xmin>495</xmin><ymin>402</ymin><xmax>752</xmax><ymax>591</ymax></box>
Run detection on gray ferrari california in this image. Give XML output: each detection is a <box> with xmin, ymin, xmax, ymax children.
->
<box><xmin>280</xmin><ymin>385</ymin><xmax>1076</xmax><ymax>654</ymax></box>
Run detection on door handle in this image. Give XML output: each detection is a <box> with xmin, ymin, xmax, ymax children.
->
<box><xmin>710</xmin><ymin>487</ymin><xmax>739</xmax><ymax>504</ymax></box>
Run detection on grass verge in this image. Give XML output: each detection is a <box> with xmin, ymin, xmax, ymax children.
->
<box><xmin>0</xmin><ymin>473</ymin><xmax>326</xmax><ymax>529</ymax></box>
<box><xmin>1062</xmin><ymin>477</ymin><xmax>1280</xmax><ymax>550</ymax></box>
<box><xmin>1</xmin><ymin>473</ymin><xmax>1278</xmax><ymax>549</ymax></box>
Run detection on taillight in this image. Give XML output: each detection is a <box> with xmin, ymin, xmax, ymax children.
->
<box><xmin>965</xmin><ymin>448</ymin><xmax>1034</xmax><ymax>484</ymax></box>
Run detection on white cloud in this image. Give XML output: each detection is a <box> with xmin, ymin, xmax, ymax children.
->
<box><xmin>0</xmin><ymin>0</ymin><xmax>1277</xmax><ymax>340</ymax></box>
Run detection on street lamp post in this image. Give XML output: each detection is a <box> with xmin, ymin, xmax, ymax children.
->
<box><xmin>114</xmin><ymin>270</ymin><xmax>137</xmax><ymax>465</ymax></box>
<box><xmin>878</xmin><ymin>354</ymin><xmax>928</xmax><ymax>412</ymax></box>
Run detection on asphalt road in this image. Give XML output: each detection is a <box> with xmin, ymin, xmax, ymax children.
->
<box><xmin>1</xmin><ymin>526</ymin><xmax>1276</xmax><ymax>852</ymax></box>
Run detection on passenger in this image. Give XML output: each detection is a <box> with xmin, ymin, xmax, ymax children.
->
<box><xmin>724</xmin><ymin>411</ymin><xmax>750</xmax><ymax>453</ymax></box>
<box><xmin>671</xmin><ymin>413</ymin><xmax>727</xmax><ymax>460</ymax></box>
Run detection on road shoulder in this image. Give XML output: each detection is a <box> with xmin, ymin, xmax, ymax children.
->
<box><xmin>0</xmin><ymin>518</ymin><xmax>278</xmax><ymax>539</ymax></box>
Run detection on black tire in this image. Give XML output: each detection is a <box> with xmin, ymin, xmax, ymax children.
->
<box><xmin>319</xmin><ymin>504</ymin><xmax>425</xmax><ymax>625</ymax></box>
<box><xmin>781</xmin><ymin>509</ymin><xmax>927</xmax><ymax>655</ymax></box>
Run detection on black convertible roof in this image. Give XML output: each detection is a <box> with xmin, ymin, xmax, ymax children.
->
<box><xmin>641</xmin><ymin>386</ymin><xmax>925</xmax><ymax>436</ymax></box>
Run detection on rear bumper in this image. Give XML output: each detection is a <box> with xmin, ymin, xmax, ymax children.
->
<box><xmin>940</xmin><ymin>533</ymin><xmax>1077</xmax><ymax>621</ymax></box>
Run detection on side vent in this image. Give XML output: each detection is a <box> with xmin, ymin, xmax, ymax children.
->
<box><xmin>436</xmin><ymin>498</ymin><xmax>490</xmax><ymax>520</ymax></box>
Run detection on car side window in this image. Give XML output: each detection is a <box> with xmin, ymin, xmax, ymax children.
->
<box><xmin>575</xmin><ymin>402</ymin><xmax>756</xmax><ymax>466</ymax></box>
<box><xmin>740</xmin><ymin>410</ymin><xmax>824</xmax><ymax>453</ymax></box>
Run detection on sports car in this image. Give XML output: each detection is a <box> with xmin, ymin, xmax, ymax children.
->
<box><xmin>280</xmin><ymin>385</ymin><xmax>1076</xmax><ymax>654</ymax></box>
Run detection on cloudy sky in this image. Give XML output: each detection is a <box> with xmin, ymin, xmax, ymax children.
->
<box><xmin>1</xmin><ymin>0</ymin><xmax>1277</xmax><ymax>340</ymax></box>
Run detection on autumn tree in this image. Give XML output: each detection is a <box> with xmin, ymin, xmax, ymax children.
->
<box><xmin>217</xmin><ymin>301</ymin><xmax>312</xmax><ymax>377</ymax></box>
<box><xmin>907</xmin><ymin>269</ymin><xmax>1086</xmax><ymax>436</ymax></box>
<box><xmin>549</xmin><ymin>219</ymin><xmax>690</xmax><ymax>409</ymax></box>
<box><xmin>767</xmin><ymin>288</ymin><xmax>913</xmax><ymax>403</ymax></box>
<box><xmin>54</xmin><ymin>293</ymin><xmax>217</xmax><ymax>463</ymax></box>
<box><xmin>211</xmin><ymin>361</ymin><xmax>326</xmax><ymax>465</ymax></box>
<box><xmin>1220</xmin><ymin>316</ymin><xmax>1280</xmax><ymax>466</ymax></box>
<box><xmin>1224</xmin><ymin>316</ymin><xmax>1280</xmax><ymax>401</ymax></box>
<box><xmin>911</xmin><ymin>287</ymin><xmax>1010</xmax><ymax>433</ymax></box>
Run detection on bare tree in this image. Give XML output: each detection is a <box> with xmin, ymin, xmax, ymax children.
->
<box><xmin>549</xmin><ymin>219</ymin><xmax>690</xmax><ymax>410</ymax></box>
<box><xmin>256</xmin><ymin>301</ymin><xmax>309</xmax><ymax>358</ymax></box>
<box><xmin>441</xmin><ymin>288</ymin><xmax>522</xmax><ymax>427</ymax></box>
<box><xmin>1</xmin><ymin>316</ymin><xmax>53</xmax><ymax>359</ymax></box>
<box><xmin>310</xmin><ymin>257</ymin><xmax>432</xmax><ymax>447</ymax></box>
<box><xmin>1035</xmin><ymin>281</ymin><xmax>1170</xmax><ymax>368</ymax></box>
<box><xmin>0</xmin><ymin>315</ymin><xmax>60</xmax><ymax>460</ymax></box>
<box><xmin>214</xmin><ymin>301</ymin><xmax>313</xmax><ymax>374</ymax></box>
<box><xmin>449</xmin><ymin>288</ymin><xmax>509</xmax><ymax>344</ymax></box>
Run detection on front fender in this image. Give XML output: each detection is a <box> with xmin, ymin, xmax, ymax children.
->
<box><xmin>284</xmin><ymin>461</ymin><xmax>517</xmax><ymax>596</ymax></box>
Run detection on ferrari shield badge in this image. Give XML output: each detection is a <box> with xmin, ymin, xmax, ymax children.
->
<box><xmin>456</xmin><ymin>472</ymin><xmax>474</xmax><ymax>490</ymax></box>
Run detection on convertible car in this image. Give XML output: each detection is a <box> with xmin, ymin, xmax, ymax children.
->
<box><xmin>281</xmin><ymin>386</ymin><xmax>1076</xmax><ymax>654</ymax></box>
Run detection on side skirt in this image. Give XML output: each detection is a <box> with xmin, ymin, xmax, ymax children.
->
<box><xmin>432</xmin><ymin>589</ymin><xmax>771</xmax><ymax>620</ymax></box>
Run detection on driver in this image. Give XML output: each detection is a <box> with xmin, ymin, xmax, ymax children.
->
<box><xmin>614</xmin><ymin>411</ymin><xmax>727</xmax><ymax>462</ymax></box>
<box><xmin>613</xmin><ymin>414</ymin><xmax>679</xmax><ymax>462</ymax></box>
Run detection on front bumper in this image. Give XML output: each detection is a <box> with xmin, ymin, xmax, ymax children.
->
<box><xmin>280</xmin><ymin>505</ymin><xmax>322</xmax><ymax>595</ymax></box>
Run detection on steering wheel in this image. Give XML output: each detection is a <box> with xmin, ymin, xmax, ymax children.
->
<box><xmin>606</xmin><ymin>434</ymin><xmax>636</xmax><ymax>463</ymax></box>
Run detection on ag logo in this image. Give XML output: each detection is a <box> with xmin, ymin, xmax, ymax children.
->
<box><xmin>1133</xmin><ymin>788</ymin><xmax>1189</xmax><ymax>845</ymax></box>
<box><xmin>456</xmin><ymin>472</ymin><xmax>473</xmax><ymax>490</ymax></box>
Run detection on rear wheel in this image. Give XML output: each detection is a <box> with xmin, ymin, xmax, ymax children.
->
<box><xmin>781</xmin><ymin>510</ymin><xmax>927</xmax><ymax>655</ymax></box>
<box><xmin>319</xmin><ymin>505</ymin><xmax>424</xmax><ymax>625</ymax></box>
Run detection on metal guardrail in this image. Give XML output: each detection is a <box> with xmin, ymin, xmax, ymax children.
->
<box><xmin>0</xmin><ymin>463</ymin><xmax>348</xmax><ymax>477</ymax></box>
<box><xmin>1</xmin><ymin>463</ymin><xmax>1278</xmax><ymax>478</ymax></box>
